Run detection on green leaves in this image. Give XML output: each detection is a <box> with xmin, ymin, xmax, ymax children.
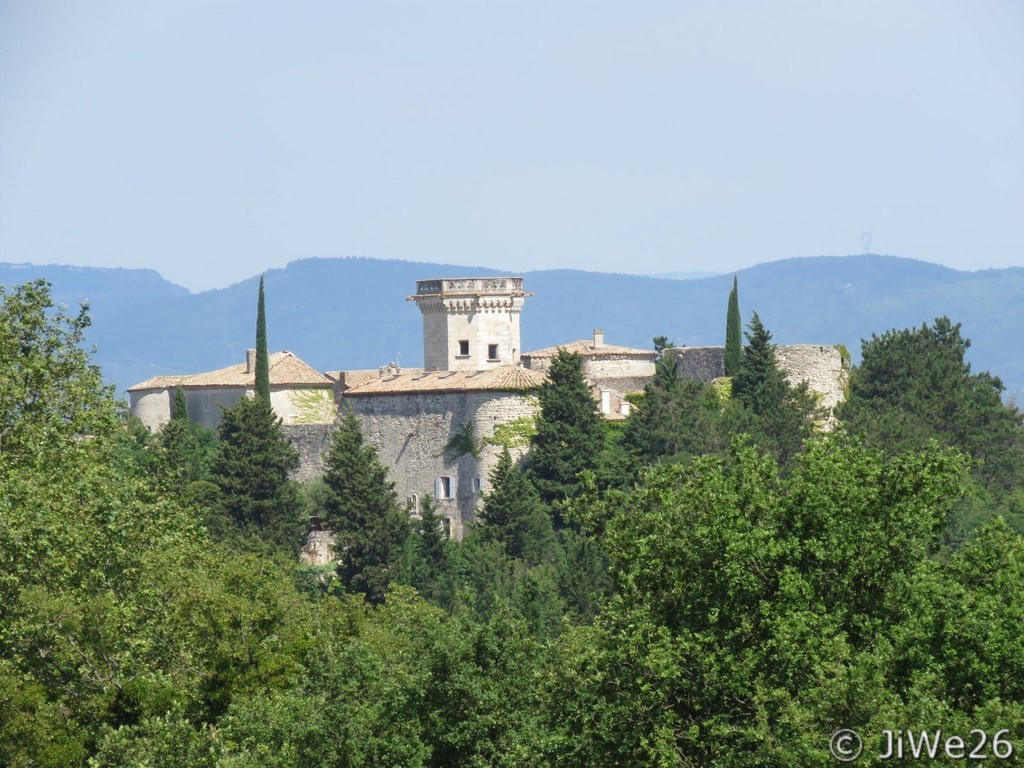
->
<box><xmin>0</xmin><ymin>279</ymin><xmax>119</xmax><ymax>471</ymax></box>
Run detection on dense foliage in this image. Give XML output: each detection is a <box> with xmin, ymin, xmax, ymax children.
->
<box><xmin>319</xmin><ymin>411</ymin><xmax>410</xmax><ymax>603</ymax></box>
<box><xmin>1</xmin><ymin>280</ymin><xmax>1022</xmax><ymax>766</ymax></box>
<box><xmin>527</xmin><ymin>349</ymin><xmax>606</xmax><ymax>512</ymax></box>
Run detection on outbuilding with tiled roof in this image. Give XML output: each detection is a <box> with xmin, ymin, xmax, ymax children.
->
<box><xmin>521</xmin><ymin>329</ymin><xmax>656</xmax><ymax>397</ymax></box>
<box><xmin>128</xmin><ymin>349</ymin><xmax>336</xmax><ymax>432</ymax></box>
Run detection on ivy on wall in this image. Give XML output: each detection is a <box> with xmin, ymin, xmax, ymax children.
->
<box><xmin>288</xmin><ymin>388</ymin><xmax>338</xmax><ymax>424</ymax></box>
<box><xmin>482</xmin><ymin>415</ymin><xmax>537</xmax><ymax>450</ymax></box>
<box><xmin>443</xmin><ymin>421</ymin><xmax>480</xmax><ymax>460</ymax></box>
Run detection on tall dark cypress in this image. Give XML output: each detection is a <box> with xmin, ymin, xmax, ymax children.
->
<box><xmin>255</xmin><ymin>275</ymin><xmax>271</xmax><ymax>403</ymax></box>
<box><xmin>170</xmin><ymin>387</ymin><xmax>189</xmax><ymax>422</ymax></box>
<box><xmin>724</xmin><ymin>275</ymin><xmax>742</xmax><ymax>377</ymax></box>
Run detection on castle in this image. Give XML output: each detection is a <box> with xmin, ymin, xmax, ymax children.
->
<box><xmin>128</xmin><ymin>276</ymin><xmax>847</xmax><ymax>539</ymax></box>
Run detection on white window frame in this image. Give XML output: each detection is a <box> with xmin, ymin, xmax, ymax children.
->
<box><xmin>434</xmin><ymin>475</ymin><xmax>453</xmax><ymax>500</ymax></box>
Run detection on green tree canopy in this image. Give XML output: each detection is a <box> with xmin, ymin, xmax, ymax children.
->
<box><xmin>320</xmin><ymin>411</ymin><xmax>409</xmax><ymax>603</ymax></box>
<box><xmin>729</xmin><ymin>312</ymin><xmax>819</xmax><ymax>465</ymax></box>
<box><xmin>479</xmin><ymin>447</ymin><xmax>556</xmax><ymax>566</ymax></box>
<box><xmin>539</xmin><ymin>439</ymin><xmax>1001</xmax><ymax>766</ymax></box>
<box><xmin>528</xmin><ymin>350</ymin><xmax>605</xmax><ymax>513</ymax></box>
<box><xmin>0</xmin><ymin>279</ymin><xmax>118</xmax><ymax>470</ymax></box>
<box><xmin>209</xmin><ymin>395</ymin><xmax>302</xmax><ymax>549</ymax></box>
<box><xmin>838</xmin><ymin>316</ymin><xmax>1024</xmax><ymax>492</ymax></box>
<box><xmin>254</xmin><ymin>275</ymin><xmax>271</xmax><ymax>404</ymax></box>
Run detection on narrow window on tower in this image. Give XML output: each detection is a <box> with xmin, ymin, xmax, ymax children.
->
<box><xmin>435</xmin><ymin>475</ymin><xmax>453</xmax><ymax>500</ymax></box>
<box><xmin>487</xmin><ymin>343</ymin><xmax>499</xmax><ymax>361</ymax></box>
<box><xmin>458</xmin><ymin>340</ymin><xmax>469</xmax><ymax>357</ymax></box>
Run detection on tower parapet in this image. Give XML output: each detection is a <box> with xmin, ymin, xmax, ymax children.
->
<box><xmin>408</xmin><ymin>277</ymin><xmax>531</xmax><ymax>371</ymax></box>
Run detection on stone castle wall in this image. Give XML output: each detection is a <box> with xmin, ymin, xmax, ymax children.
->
<box><xmin>774</xmin><ymin>344</ymin><xmax>849</xmax><ymax>413</ymax></box>
<box><xmin>343</xmin><ymin>390</ymin><xmax>539</xmax><ymax>539</ymax></box>
<box><xmin>283</xmin><ymin>422</ymin><xmax>339</xmax><ymax>483</ymax></box>
<box><xmin>667</xmin><ymin>344</ymin><xmax>849</xmax><ymax>417</ymax></box>
<box><xmin>524</xmin><ymin>354</ymin><xmax>655</xmax><ymax>396</ymax></box>
<box><xmin>669</xmin><ymin>346</ymin><xmax>726</xmax><ymax>383</ymax></box>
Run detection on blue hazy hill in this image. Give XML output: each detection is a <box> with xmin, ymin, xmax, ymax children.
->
<box><xmin>2</xmin><ymin>255</ymin><xmax>1021</xmax><ymax>401</ymax></box>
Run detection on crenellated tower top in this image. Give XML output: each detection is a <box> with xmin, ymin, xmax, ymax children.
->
<box><xmin>407</xmin><ymin>277</ymin><xmax>532</xmax><ymax>371</ymax></box>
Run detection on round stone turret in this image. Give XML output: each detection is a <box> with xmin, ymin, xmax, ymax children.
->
<box><xmin>408</xmin><ymin>277</ymin><xmax>531</xmax><ymax>371</ymax></box>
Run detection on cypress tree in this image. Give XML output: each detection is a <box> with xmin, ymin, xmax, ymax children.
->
<box><xmin>254</xmin><ymin>275</ymin><xmax>271</xmax><ymax>404</ymax></box>
<box><xmin>480</xmin><ymin>447</ymin><xmax>556</xmax><ymax>566</ymax></box>
<box><xmin>321</xmin><ymin>411</ymin><xmax>409</xmax><ymax>603</ymax></box>
<box><xmin>528</xmin><ymin>350</ymin><xmax>605</xmax><ymax>513</ymax></box>
<box><xmin>724</xmin><ymin>275</ymin><xmax>742</xmax><ymax>377</ymax></box>
<box><xmin>170</xmin><ymin>387</ymin><xmax>189</xmax><ymax>422</ymax></box>
<box><xmin>209</xmin><ymin>395</ymin><xmax>302</xmax><ymax>549</ymax></box>
<box><xmin>730</xmin><ymin>312</ymin><xmax>817</xmax><ymax>465</ymax></box>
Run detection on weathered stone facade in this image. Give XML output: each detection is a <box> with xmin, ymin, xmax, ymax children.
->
<box><xmin>773</xmin><ymin>344</ymin><xmax>849</xmax><ymax>415</ymax></box>
<box><xmin>343</xmin><ymin>389</ymin><xmax>539</xmax><ymax>539</ymax></box>
<box><xmin>409</xmin><ymin>277</ymin><xmax>531</xmax><ymax>371</ymax></box>
<box><xmin>666</xmin><ymin>343</ymin><xmax>850</xmax><ymax>420</ymax></box>
<box><xmin>128</xmin><ymin>350</ymin><xmax>335</xmax><ymax>432</ymax></box>
<box><xmin>521</xmin><ymin>331</ymin><xmax>656</xmax><ymax>396</ymax></box>
<box><xmin>669</xmin><ymin>346</ymin><xmax>727</xmax><ymax>383</ymax></box>
<box><xmin>282</xmin><ymin>422</ymin><xmax>339</xmax><ymax>482</ymax></box>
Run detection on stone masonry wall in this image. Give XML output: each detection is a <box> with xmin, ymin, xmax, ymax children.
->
<box><xmin>582</xmin><ymin>356</ymin><xmax>656</xmax><ymax>395</ymax></box>
<box><xmin>344</xmin><ymin>391</ymin><xmax>539</xmax><ymax>539</ymax></box>
<box><xmin>282</xmin><ymin>422</ymin><xmax>339</xmax><ymax>482</ymax></box>
<box><xmin>669</xmin><ymin>346</ymin><xmax>727</xmax><ymax>383</ymax></box>
<box><xmin>774</xmin><ymin>344</ymin><xmax>849</xmax><ymax>414</ymax></box>
<box><xmin>667</xmin><ymin>344</ymin><xmax>849</xmax><ymax>418</ymax></box>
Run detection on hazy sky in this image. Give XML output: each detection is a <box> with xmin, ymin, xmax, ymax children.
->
<box><xmin>1</xmin><ymin>1</ymin><xmax>1021</xmax><ymax>292</ymax></box>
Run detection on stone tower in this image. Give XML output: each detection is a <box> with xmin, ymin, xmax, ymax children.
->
<box><xmin>408</xmin><ymin>277</ymin><xmax>531</xmax><ymax>371</ymax></box>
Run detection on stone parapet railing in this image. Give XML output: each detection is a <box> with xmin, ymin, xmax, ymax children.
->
<box><xmin>411</xmin><ymin>277</ymin><xmax>527</xmax><ymax>297</ymax></box>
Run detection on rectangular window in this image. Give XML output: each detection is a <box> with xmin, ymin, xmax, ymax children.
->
<box><xmin>441</xmin><ymin>518</ymin><xmax>452</xmax><ymax>539</ymax></box>
<box><xmin>487</xmin><ymin>343</ymin><xmax>499</xmax><ymax>361</ymax></box>
<box><xmin>473</xmin><ymin>477</ymin><xmax>482</xmax><ymax>494</ymax></box>
<box><xmin>457</xmin><ymin>340</ymin><xmax>470</xmax><ymax>356</ymax></box>
<box><xmin>434</xmin><ymin>475</ymin><xmax>453</xmax><ymax>500</ymax></box>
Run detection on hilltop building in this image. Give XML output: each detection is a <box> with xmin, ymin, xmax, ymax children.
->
<box><xmin>127</xmin><ymin>274</ymin><xmax>849</xmax><ymax>540</ymax></box>
<box><xmin>128</xmin><ymin>350</ymin><xmax>335</xmax><ymax>432</ymax></box>
<box><xmin>341</xmin><ymin>278</ymin><xmax>543</xmax><ymax>538</ymax></box>
<box><xmin>667</xmin><ymin>344</ymin><xmax>849</xmax><ymax>422</ymax></box>
<box><xmin>521</xmin><ymin>330</ymin><xmax>656</xmax><ymax>418</ymax></box>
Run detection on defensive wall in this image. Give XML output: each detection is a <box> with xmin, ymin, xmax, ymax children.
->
<box><xmin>344</xmin><ymin>389</ymin><xmax>539</xmax><ymax>539</ymax></box>
<box><xmin>666</xmin><ymin>344</ymin><xmax>850</xmax><ymax>416</ymax></box>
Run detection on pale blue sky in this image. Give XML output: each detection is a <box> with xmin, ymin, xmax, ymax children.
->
<box><xmin>1</xmin><ymin>1</ymin><xmax>1021</xmax><ymax>292</ymax></box>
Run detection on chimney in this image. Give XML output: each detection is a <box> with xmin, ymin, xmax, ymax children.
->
<box><xmin>593</xmin><ymin>328</ymin><xmax>604</xmax><ymax>348</ymax></box>
<box><xmin>246</xmin><ymin>348</ymin><xmax>257</xmax><ymax>373</ymax></box>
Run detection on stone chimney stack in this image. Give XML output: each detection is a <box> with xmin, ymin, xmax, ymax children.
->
<box><xmin>246</xmin><ymin>348</ymin><xmax>257</xmax><ymax>373</ymax></box>
<box><xmin>593</xmin><ymin>329</ymin><xmax>604</xmax><ymax>349</ymax></box>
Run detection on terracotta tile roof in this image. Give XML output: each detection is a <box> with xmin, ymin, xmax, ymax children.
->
<box><xmin>521</xmin><ymin>339</ymin><xmax>655</xmax><ymax>359</ymax></box>
<box><xmin>324</xmin><ymin>368</ymin><xmax>424</xmax><ymax>391</ymax></box>
<box><xmin>127</xmin><ymin>351</ymin><xmax>332</xmax><ymax>392</ymax></box>
<box><xmin>342</xmin><ymin>365</ymin><xmax>546</xmax><ymax>396</ymax></box>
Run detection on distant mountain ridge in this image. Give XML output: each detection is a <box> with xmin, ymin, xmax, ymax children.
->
<box><xmin>1</xmin><ymin>255</ymin><xmax>1021</xmax><ymax>401</ymax></box>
